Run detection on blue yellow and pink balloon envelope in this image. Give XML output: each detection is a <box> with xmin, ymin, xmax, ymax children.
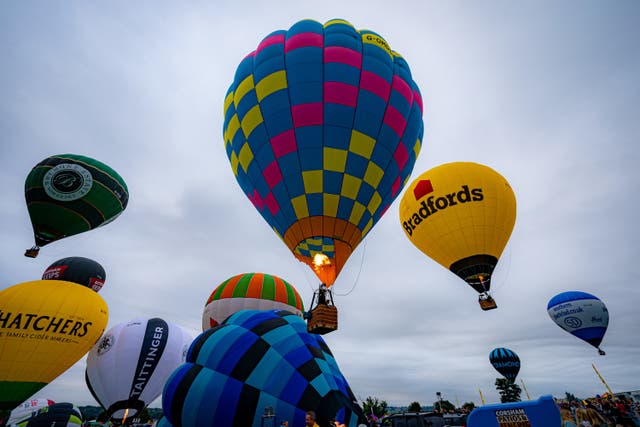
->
<box><xmin>162</xmin><ymin>310</ymin><xmax>365</xmax><ymax>426</ymax></box>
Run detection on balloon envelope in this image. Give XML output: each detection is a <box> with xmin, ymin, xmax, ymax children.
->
<box><xmin>202</xmin><ymin>272</ymin><xmax>304</xmax><ymax>330</ymax></box>
<box><xmin>85</xmin><ymin>317</ymin><xmax>193</xmax><ymax>421</ymax></box>
<box><xmin>223</xmin><ymin>18</ymin><xmax>424</xmax><ymax>286</ymax></box>
<box><xmin>6</xmin><ymin>398</ymin><xmax>55</xmax><ymax>426</ymax></box>
<box><xmin>24</xmin><ymin>154</ymin><xmax>128</xmax><ymax>257</ymax></box>
<box><xmin>489</xmin><ymin>347</ymin><xmax>520</xmax><ymax>382</ymax></box>
<box><xmin>0</xmin><ymin>280</ymin><xmax>108</xmax><ymax>411</ymax></box>
<box><xmin>12</xmin><ymin>402</ymin><xmax>83</xmax><ymax>427</ymax></box>
<box><xmin>547</xmin><ymin>291</ymin><xmax>609</xmax><ymax>353</ymax></box>
<box><xmin>42</xmin><ymin>256</ymin><xmax>106</xmax><ymax>292</ymax></box>
<box><xmin>163</xmin><ymin>310</ymin><xmax>365</xmax><ymax>426</ymax></box>
<box><xmin>399</xmin><ymin>162</ymin><xmax>516</xmax><ymax>296</ymax></box>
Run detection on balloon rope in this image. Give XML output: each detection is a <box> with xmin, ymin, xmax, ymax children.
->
<box><xmin>333</xmin><ymin>240</ymin><xmax>367</xmax><ymax>297</ymax></box>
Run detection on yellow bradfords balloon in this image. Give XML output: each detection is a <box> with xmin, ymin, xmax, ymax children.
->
<box><xmin>0</xmin><ymin>280</ymin><xmax>109</xmax><ymax>411</ymax></box>
<box><xmin>399</xmin><ymin>162</ymin><xmax>516</xmax><ymax>309</ymax></box>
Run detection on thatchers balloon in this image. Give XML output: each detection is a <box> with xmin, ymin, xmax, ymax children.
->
<box><xmin>42</xmin><ymin>256</ymin><xmax>106</xmax><ymax>292</ymax></box>
<box><xmin>489</xmin><ymin>347</ymin><xmax>520</xmax><ymax>382</ymax></box>
<box><xmin>85</xmin><ymin>317</ymin><xmax>193</xmax><ymax>422</ymax></box>
<box><xmin>547</xmin><ymin>291</ymin><xmax>609</xmax><ymax>355</ymax></box>
<box><xmin>399</xmin><ymin>162</ymin><xmax>516</xmax><ymax>310</ymax></box>
<box><xmin>202</xmin><ymin>272</ymin><xmax>304</xmax><ymax>330</ymax></box>
<box><xmin>24</xmin><ymin>154</ymin><xmax>128</xmax><ymax>258</ymax></box>
<box><xmin>0</xmin><ymin>280</ymin><xmax>108</xmax><ymax>411</ymax></box>
<box><xmin>163</xmin><ymin>310</ymin><xmax>365</xmax><ymax>426</ymax></box>
<box><xmin>223</xmin><ymin>18</ymin><xmax>424</xmax><ymax>287</ymax></box>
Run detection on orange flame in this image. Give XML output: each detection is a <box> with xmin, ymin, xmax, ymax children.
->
<box><xmin>122</xmin><ymin>408</ymin><xmax>129</xmax><ymax>424</ymax></box>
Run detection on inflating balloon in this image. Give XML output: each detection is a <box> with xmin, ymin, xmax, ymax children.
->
<box><xmin>163</xmin><ymin>310</ymin><xmax>365</xmax><ymax>427</ymax></box>
<box><xmin>85</xmin><ymin>317</ymin><xmax>193</xmax><ymax>422</ymax></box>
<box><xmin>489</xmin><ymin>347</ymin><xmax>520</xmax><ymax>382</ymax></box>
<box><xmin>0</xmin><ymin>280</ymin><xmax>108</xmax><ymax>411</ymax></box>
<box><xmin>42</xmin><ymin>256</ymin><xmax>106</xmax><ymax>292</ymax></box>
<box><xmin>24</xmin><ymin>154</ymin><xmax>128</xmax><ymax>258</ymax></box>
<box><xmin>6</xmin><ymin>398</ymin><xmax>55</xmax><ymax>426</ymax></box>
<box><xmin>202</xmin><ymin>272</ymin><xmax>304</xmax><ymax>330</ymax></box>
<box><xmin>12</xmin><ymin>402</ymin><xmax>83</xmax><ymax>427</ymax></box>
<box><xmin>223</xmin><ymin>18</ymin><xmax>424</xmax><ymax>288</ymax></box>
<box><xmin>547</xmin><ymin>291</ymin><xmax>609</xmax><ymax>355</ymax></box>
<box><xmin>399</xmin><ymin>162</ymin><xmax>516</xmax><ymax>310</ymax></box>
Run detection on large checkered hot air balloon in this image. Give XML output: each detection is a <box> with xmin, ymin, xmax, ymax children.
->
<box><xmin>223</xmin><ymin>18</ymin><xmax>424</xmax><ymax>293</ymax></box>
<box><xmin>162</xmin><ymin>310</ymin><xmax>366</xmax><ymax>427</ymax></box>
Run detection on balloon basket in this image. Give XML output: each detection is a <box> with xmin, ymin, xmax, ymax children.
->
<box><xmin>24</xmin><ymin>247</ymin><xmax>39</xmax><ymax>258</ymax></box>
<box><xmin>307</xmin><ymin>304</ymin><xmax>338</xmax><ymax>335</ymax></box>
<box><xmin>479</xmin><ymin>296</ymin><xmax>497</xmax><ymax>311</ymax></box>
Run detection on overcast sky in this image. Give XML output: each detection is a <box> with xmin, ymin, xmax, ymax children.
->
<box><xmin>2</xmin><ymin>0</ymin><xmax>639</xmax><ymax>411</ymax></box>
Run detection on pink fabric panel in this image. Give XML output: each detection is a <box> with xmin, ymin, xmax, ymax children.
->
<box><xmin>292</xmin><ymin>103</ymin><xmax>323</xmax><ymax>127</ymax></box>
<box><xmin>324</xmin><ymin>82</ymin><xmax>358</xmax><ymax>107</ymax></box>
<box><xmin>285</xmin><ymin>32</ymin><xmax>323</xmax><ymax>52</ymax></box>
<box><xmin>383</xmin><ymin>105</ymin><xmax>407</xmax><ymax>137</ymax></box>
<box><xmin>257</xmin><ymin>34</ymin><xmax>285</xmax><ymax>54</ymax></box>
<box><xmin>263</xmin><ymin>160</ymin><xmax>283</xmax><ymax>189</ymax></box>
<box><xmin>271</xmin><ymin>129</ymin><xmax>297</xmax><ymax>158</ymax></box>
<box><xmin>264</xmin><ymin>192</ymin><xmax>280</xmax><ymax>215</ymax></box>
<box><xmin>324</xmin><ymin>46</ymin><xmax>362</xmax><ymax>68</ymax></box>
<box><xmin>393</xmin><ymin>141</ymin><xmax>409</xmax><ymax>171</ymax></box>
<box><xmin>360</xmin><ymin>70</ymin><xmax>391</xmax><ymax>100</ymax></box>
<box><xmin>392</xmin><ymin>75</ymin><xmax>413</xmax><ymax>105</ymax></box>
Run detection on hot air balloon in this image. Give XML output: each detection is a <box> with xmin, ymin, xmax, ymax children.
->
<box><xmin>202</xmin><ymin>272</ymin><xmax>304</xmax><ymax>330</ymax></box>
<box><xmin>399</xmin><ymin>162</ymin><xmax>516</xmax><ymax>310</ymax></box>
<box><xmin>489</xmin><ymin>348</ymin><xmax>520</xmax><ymax>382</ymax></box>
<box><xmin>85</xmin><ymin>317</ymin><xmax>193</xmax><ymax>423</ymax></box>
<box><xmin>547</xmin><ymin>291</ymin><xmax>609</xmax><ymax>355</ymax></box>
<box><xmin>163</xmin><ymin>310</ymin><xmax>366</xmax><ymax>427</ymax></box>
<box><xmin>12</xmin><ymin>402</ymin><xmax>83</xmax><ymax>427</ymax></box>
<box><xmin>5</xmin><ymin>398</ymin><xmax>55</xmax><ymax>426</ymax></box>
<box><xmin>42</xmin><ymin>256</ymin><xmax>106</xmax><ymax>292</ymax></box>
<box><xmin>0</xmin><ymin>280</ymin><xmax>108</xmax><ymax>412</ymax></box>
<box><xmin>24</xmin><ymin>154</ymin><xmax>129</xmax><ymax>258</ymax></box>
<box><xmin>223</xmin><ymin>18</ymin><xmax>424</xmax><ymax>332</ymax></box>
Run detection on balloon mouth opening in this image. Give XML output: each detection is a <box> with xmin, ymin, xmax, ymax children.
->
<box><xmin>450</xmin><ymin>254</ymin><xmax>498</xmax><ymax>293</ymax></box>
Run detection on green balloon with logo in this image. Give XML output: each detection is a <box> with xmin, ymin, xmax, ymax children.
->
<box><xmin>24</xmin><ymin>154</ymin><xmax>129</xmax><ymax>258</ymax></box>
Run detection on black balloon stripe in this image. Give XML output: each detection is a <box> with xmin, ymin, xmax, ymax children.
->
<box><xmin>233</xmin><ymin>384</ymin><xmax>261</xmax><ymax>427</ymax></box>
<box><xmin>26</xmin><ymin>188</ymin><xmax>105</xmax><ymax>228</ymax></box>
<box><xmin>169</xmin><ymin>364</ymin><xmax>203</xmax><ymax>427</ymax></box>
<box><xmin>230</xmin><ymin>338</ymin><xmax>270</xmax><ymax>382</ymax></box>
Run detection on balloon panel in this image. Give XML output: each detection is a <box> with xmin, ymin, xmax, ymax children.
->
<box><xmin>547</xmin><ymin>291</ymin><xmax>609</xmax><ymax>348</ymax></box>
<box><xmin>164</xmin><ymin>310</ymin><xmax>364</xmax><ymax>427</ymax></box>
<box><xmin>42</xmin><ymin>256</ymin><xmax>106</xmax><ymax>292</ymax></box>
<box><xmin>399</xmin><ymin>162</ymin><xmax>516</xmax><ymax>284</ymax></box>
<box><xmin>85</xmin><ymin>317</ymin><xmax>192</xmax><ymax>421</ymax></box>
<box><xmin>25</xmin><ymin>154</ymin><xmax>128</xmax><ymax>248</ymax></box>
<box><xmin>0</xmin><ymin>280</ymin><xmax>108</xmax><ymax>411</ymax></box>
<box><xmin>489</xmin><ymin>347</ymin><xmax>520</xmax><ymax>382</ymax></box>
<box><xmin>14</xmin><ymin>402</ymin><xmax>83</xmax><ymax>427</ymax></box>
<box><xmin>202</xmin><ymin>273</ymin><xmax>304</xmax><ymax>330</ymax></box>
<box><xmin>223</xmin><ymin>18</ymin><xmax>424</xmax><ymax>285</ymax></box>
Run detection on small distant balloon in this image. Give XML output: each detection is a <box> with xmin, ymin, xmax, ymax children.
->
<box><xmin>24</xmin><ymin>154</ymin><xmax>128</xmax><ymax>258</ymax></box>
<box><xmin>547</xmin><ymin>291</ymin><xmax>609</xmax><ymax>355</ymax></box>
<box><xmin>42</xmin><ymin>256</ymin><xmax>106</xmax><ymax>292</ymax></box>
<box><xmin>489</xmin><ymin>347</ymin><xmax>521</xmax><ymax>382</ymax></box>
<box><xmin>202</xmin><ymin>272</ymin><xmax>304</xmax><ymax>330</ymax></box>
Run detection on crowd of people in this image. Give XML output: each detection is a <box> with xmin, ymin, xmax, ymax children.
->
<box><xmin>557</xmin><ymin>395</ymin><xmax>640</xmax><ymax>427</ymax></box>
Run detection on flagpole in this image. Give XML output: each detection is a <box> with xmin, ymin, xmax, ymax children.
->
<box><xmin>520</xmin><ymin>379</ymin><xmax>531</xmax><ymax>400</ymax></box>
<box><xmin>592</xmin><ymin>363</ymin><xmax>615</xmax><ymax>400</ymax></box>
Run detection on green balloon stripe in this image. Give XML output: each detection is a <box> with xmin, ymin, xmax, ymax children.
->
<box><xmin>260</xmin><ymin>274</ymin><xmax>276</xmax><ymax>301</ymax></box>
<box><xmin>26</xmin><ymin>189</ymin><xmax>105</xmax><ymax>229</ymax></box>
<box><xmin>27</xmin><ymin>201</ymin><xmax>91</xmax><ymax>243</ymax></box>
<box><xmin>0</xmin><ymin>380</ymin><xmax>47</xmax><ymax>410</ymax></box>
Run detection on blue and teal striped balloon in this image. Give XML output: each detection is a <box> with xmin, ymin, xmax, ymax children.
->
<box><xmin>162</xmin><ymin>310</ymin><xmax>365</xmax><ymax>427</ymax></box>
<box><xmin>223</xmin><ymin>19</ymin><xmax>424</xmax><ymax>286</ymax></box>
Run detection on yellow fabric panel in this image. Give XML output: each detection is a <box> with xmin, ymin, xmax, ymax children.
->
<box><xmin>0</xmin><ymin>280</ymin><xmax>108</xmax><ymax>383</ymax></box>
<box><xmin>349</xmin><ymin>130</ymin><xmax>376</xmax><ymax>159</ymax></box>
<box><xmin>255</xmin><ymin>71</ymin><xmax>287</xmax><ymax>102</ymax></box>
<box><xmin>323</xmin><ymin>147</ymin><xmax>347</xmax><ymax>172</ymax></box>
<box><xmin>303</xmin><ymin>170</ymin><xmax>323</xmax><ymax>194</ymax></box>
<box><xmin>341</xmin><ymin>174</ymin><xmax>362</xmax><ymax>200</ymax></box>
<box><xmin>349</xmin><ymin>201</ymin><xmax>366</xmax><ymax>225</ymax></box>
<box><xmin>363</xmin><ymin>162</ymin><xmax>384</xmax><ymax>188</ymax></box>
<box><xmin>324</xmin><ymin>19</ymin><xmax>354</xmax><ymax>29</ymax></box>
<box><xmin>229</xmin><ymin>151</ymin><xmax>240</xmax><ymax>176</ymax></box>
<box><xmin>367</xmin><ymin>191</ymin><xmax>382</xmax><ymax>214</ymax></box>
<box><xmin>233</xmin><ymin>75</ymin><xmax>255</xmax><ymax>106</ymax></box>
<box><xmin>323</xmin><ymin>193</ymin><xmax>340</xmax><ymax>217</ymax></box>
<box><xmin>399</xmin><ymin>162</ymin><xmax>516</xmax><ymax>270</ymax></box>
<box><xmin>223</xmin><ymin>91</ymin><xmax>234</xmax><ymax>116</ymax></box>
<box><xmin>291</xmin><ymin>194</ymin><xmax>309</xmax><ymax>218</ymax></box>
<box><xmin>240</xmin><ymin>104</ymin><xmax>263</xmax><ymax>138</ymax></box>
<box><xmin>224</xmin><ymin>115</ymin><xmax>241</xmax><ymax>147</ymax></box>
<box><xmin>238</xmin><ymin>143</ymin><xmax>253</xmax><ymax>173</ymax></box>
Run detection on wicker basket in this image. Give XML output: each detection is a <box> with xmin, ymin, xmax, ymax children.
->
<box><xmin>307</xmin><ymin>304</ymin><xmax>338</xmax><ymax>335</ymax></box>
